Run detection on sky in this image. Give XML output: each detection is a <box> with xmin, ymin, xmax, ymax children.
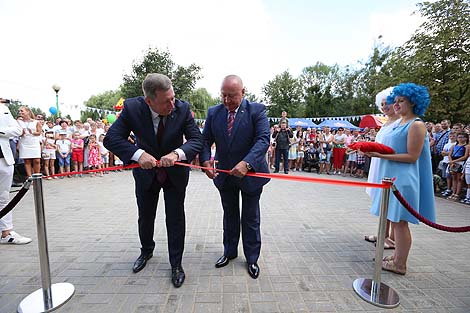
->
<box><xmin>0</xmin><ymin>0</ymin><xmax>424</xmax><ymax>119</ymax></box>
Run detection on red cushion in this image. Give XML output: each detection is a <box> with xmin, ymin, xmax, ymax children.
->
<box><xmin>348</xmin><ymin>142</ymin><xmax>395</xmax><ymax>154</ymax></box>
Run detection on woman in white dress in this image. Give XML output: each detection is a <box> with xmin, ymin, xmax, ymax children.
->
<box><xmin>364</xmin><ymin>87</ymin><xmax>401</xmax><ymax>249</ymax></box>
<box><xmin>17</xmin><ymin>106</ymin><xmax>42</xmax><ymax>177</ymax></box>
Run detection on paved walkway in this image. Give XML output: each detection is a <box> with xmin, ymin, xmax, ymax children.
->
<box><xmin>1</xmin><ymin>170</ymin><xmax>469</xmax><ymax>313</ymax></box>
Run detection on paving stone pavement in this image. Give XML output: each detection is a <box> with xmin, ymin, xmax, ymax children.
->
<box><xmin>0</xmin><ymin>169</ymin><xmax>469</xmax><ymax>313</ymax></box>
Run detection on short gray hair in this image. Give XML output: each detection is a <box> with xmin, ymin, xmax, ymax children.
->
<box><xmin>142</xmin><ymin>73</ymin><xmax>173</xmax><ymax>99</ymax></box>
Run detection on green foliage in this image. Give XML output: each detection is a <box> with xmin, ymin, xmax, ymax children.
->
<box><xmin>80</xmin><ymin>110</ymin><xmax>103</xmax><ymax>122</ymax></box>
<box><xmin>301</xmin><ymin>62</ymin><xmax>341</xmax><ymax>117</ymax></box>
<box><xmin>187</xmin><ymin>88</ymin><xmax>218</xmax><ymax>119</ymax></box>
<box><xmin>390</xmin><ymin>0</ymin><xmax>470</xmax><ymax>123</ymax></box>
<box><xmin>84</xmin><ymin>89</ymin><xmax>122</xmax><ymax>111</ymax></box>
<box><xmin>244</xmin><ymin>88</ymin><xmax>260</xmax><ymax>103</ymax></box>
<box><xmin>7</xmin><ymin>100</ymin><xmax>46</xmax><ymax>120</ymax></box>
<box><xmin>262</xmin><ymin>70</ymin><xmax>304</xmax><ymax>117</ymax></box>
<box><xmin>120</xmin><ymin>47</ymin><xmax>202</xmax><ymax>100</ymax></box>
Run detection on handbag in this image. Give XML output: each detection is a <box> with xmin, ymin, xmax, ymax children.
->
<box><xmin>449</xmin><ymin>163</ymin><xmax>463</xmax><ymax>173</ymax></box>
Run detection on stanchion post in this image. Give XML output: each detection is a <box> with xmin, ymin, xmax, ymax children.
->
<box><xmin>353</xmin><ymin>177</ymin><xmax>400</xmax><ymax>309</ymax></box>
<box><xmin>18</xmin><ymin>174</ymin><xmax>75</xmax><ymax>313</ymax></box>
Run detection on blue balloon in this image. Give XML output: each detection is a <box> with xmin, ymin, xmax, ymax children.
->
<box><xmin>49</xmin><ymin>106</ymin><xmax>57</xmax><ymax>115</ymax></box>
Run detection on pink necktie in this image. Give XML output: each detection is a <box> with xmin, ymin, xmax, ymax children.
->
<box><xmin>227</xmin><ymin>111</ymin><xmax>235</xmax><ymax>136</ymax></box>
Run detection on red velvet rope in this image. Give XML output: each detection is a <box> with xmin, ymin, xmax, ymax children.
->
<box><xmin>391</xmin><ymin>185</ymin><xmax>470</xmax><ymax>233</ymax></box>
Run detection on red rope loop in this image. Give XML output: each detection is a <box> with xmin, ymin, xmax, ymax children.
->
<box><xmin>391</xmin><ymin>185</ymin><xmax>470</xmax><ymax>233</ymax></box>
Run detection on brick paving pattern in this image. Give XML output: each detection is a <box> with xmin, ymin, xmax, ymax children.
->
<box><xmin>0</xmin><ymin>170</ymin><xmax>469</xmax><ymax>312</ymax></box>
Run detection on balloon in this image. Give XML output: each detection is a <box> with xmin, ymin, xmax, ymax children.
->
<box><xmin>49</xmin><ymin>106</ymin><xmax>57</xmax><ymax>115</ymax></box>
<box><xmin>107</xmin><ymin>114</ymin><xmax>116</xmax><ymax>124</ymax></box>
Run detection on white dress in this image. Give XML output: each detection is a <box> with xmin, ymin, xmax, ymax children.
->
<box><xmin>17</xmin><ymin>119</ymin><xmax>41</xmax><ymax>159</ymax></box>
<box><xmin>366</xmin><ymin>118</ymin><xmax>401</xmax><ymax>198</ymax></box>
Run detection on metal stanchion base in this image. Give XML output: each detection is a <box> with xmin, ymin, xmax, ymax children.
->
<box><xmin>353</xmin><ymin>278</ymin><xmax>399</xmax><ymax>309</ymax></box>
<box><xmin>18</xmin><ymin>283</ymin><xmax>75</xmax><ymax>313</ymax></box>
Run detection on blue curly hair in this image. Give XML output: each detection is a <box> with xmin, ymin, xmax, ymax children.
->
<box><xmin>386</xmin><ymin>83</ymin><xmax>431</xmax><ymax>116</ymax></box>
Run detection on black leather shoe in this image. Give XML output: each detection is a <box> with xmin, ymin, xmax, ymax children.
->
<box><xmin>132</xmin><ymin>253</ymin><xmax>152</xmax><ymax>273</ymax></box>
<box><xmin>171</xmin><ymin>266</ymin><xmax>185</xmax><ymax>288</ymax></box>
<box><xmin>247</xmin><ymin>263</ymin><xmax>260</xmax><ymax>279</ymax></box>
<box><xmin>215</xmin><ymin>255</ymin><xmax>237</xmax><ymax>268</ymax></box>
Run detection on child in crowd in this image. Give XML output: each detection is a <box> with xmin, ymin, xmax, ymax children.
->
<box><xmin>440</xmin><ymin>132</ymin><xmax>457</xmax><ymax>197</ymax></box>
<box><xmin>87</xmin><ymin>134</ymin><xmax>103</xmax><ymax>177</ymax></box>
<box><xmin>355</xmin><ymin>151</ymin><xmax>365</xmax><ymax>178</ymax></box>
<box><xmin>71</xmin><ymin>131</ymin><xmax>84</xmax><ymax>177</ymax></box>
<box><xmin>447</xmin><ymin>132</ymin><xmax>470</xmax><ymax>201</ymax></box>
<box><xmin>461</xmin><ymin>156</ymin><xmax>470</xmax><ymax>205</ymax></box>
<box><xmin>296</xmin><ymin>138</ymin><xmax>305</xmax><ymax>171</ymax></box>
<box><xmin>56</xmin><ymin>131</ymin><xmax>71</xmax><ymax>177</ymax></box>
<box><xmin>98</xmin><ymin>134</ymin><xmax>109</xmax><ymax>173</ymax></box>
<box><xmin>42</xmin><ymin>130</ymin><xmax>57</xmax><ymax>179</ymax></box>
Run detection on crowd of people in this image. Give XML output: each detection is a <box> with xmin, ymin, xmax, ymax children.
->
<box><xmin>268</xmin><ymin>112</ymin><xmax>470</xmax><ymax>204</ymax></box>
<box><xmin>9</xmin><ymin>109</ymin><xmax>127</xmax><ymax>183</ymax></box>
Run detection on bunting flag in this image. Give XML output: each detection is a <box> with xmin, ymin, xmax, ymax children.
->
<box><xmin>83</xmin><ymin>106</ymin><xmax>115</xmax><ymax>116</ymax></box>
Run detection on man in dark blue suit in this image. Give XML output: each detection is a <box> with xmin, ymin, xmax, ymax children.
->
<box><xmin>200</xmin><ymin>75</ymin><xmax>270</xmax><ymax>279</ymax></box>
<box><xmin>104</xmin><ymin>73</ymin><xmax>202</xmax><ymax>288</ymax></box>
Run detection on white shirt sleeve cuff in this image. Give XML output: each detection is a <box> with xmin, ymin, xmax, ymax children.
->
<box><xmin>174</xmin><ymin>148</ymin><xmax>186</xmax><ymax>161</ymax></box>
<box><xmin>131</xmin><ymin>149</ymin><xmax>145</xmax><ymax>162</ymax></box>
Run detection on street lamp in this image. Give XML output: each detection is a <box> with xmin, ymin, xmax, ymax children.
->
<box><xmin>52</xmin><ymin>84</ymin><xmax>61</xmax><ymax>117</ymax></box>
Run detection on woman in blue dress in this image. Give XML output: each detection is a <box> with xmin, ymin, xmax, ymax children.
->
<box><xmin>367</xmin><ymin>83</ymin><xmax>435</xmax><ymax>275</ymax></box>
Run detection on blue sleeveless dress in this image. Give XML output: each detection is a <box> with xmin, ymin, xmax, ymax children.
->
<box><xmin>370</xmin><ymin>119</ymin><xmax>436</xmax><ymax>224</ymax></box>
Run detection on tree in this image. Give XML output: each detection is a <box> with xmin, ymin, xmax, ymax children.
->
<box><xmin>262</xmin><ymin>70</ymin><xmax>304</xmax><ymax>117</ymax></box>
<box><xmin>7</xmin><ymin>100</ymin><xmax>46</xmax><ymax>120</ymax></box>
<box><xmin>387</xmin><ymin>0</ymin><xmax>470</xmax><ymax>123</ymax></box>
<box><xmin>187</xmin><ymin>88</ymin><xmax>218</xmax><ymax>119</ymax></box>
<box><xmin>121</xmin><ymin>47</ymin><xmax>202</xmax><ymax>100</ymax></box>
<box><xmin>301</xmin><ymin>62</ymin><xmax>341</xmax><ymax>117</ymax></box>
<box><xmin>84</xmin><ymin>89</ymin><xmax>122</xmax><ymax>111</ymax></box>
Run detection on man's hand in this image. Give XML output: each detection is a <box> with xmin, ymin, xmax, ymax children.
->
<box><xmin>202</xmin><ymin>160</ymin><xmax>218</xmax><ymax>179</ymax></box>
<box><xmin>159</xmin><ymin>151</ymin><xmax>178</xmax><ymax>167</ymax></box>
<box><xmin>138</xmin><ymin>151</ymin><xmax>157</xmax><ymax>169</ymax></box>
<box><xmin>230</xmin><ymin>161</ymin><xmax>249</xmax><ymax>178</ymax></box>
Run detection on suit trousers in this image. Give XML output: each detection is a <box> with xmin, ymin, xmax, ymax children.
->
<box><xmin>0</xmin><ymin>158</ymin><xmax>14</xmax><ymax>231</ymax></box>
<box><xmin>135</xmin><ymin>176</ymin><xmax>186</xmax><ymax>267</ymax></box>
<box><xmin>218</xmin><ymin>177</ymin><xmax>262</xmax><ymax>264</ymax></box>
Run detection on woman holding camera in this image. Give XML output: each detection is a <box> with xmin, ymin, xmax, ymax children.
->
<box><xmin>447</xmin><ymin>132</ymin><xmax>469</xmax><ymax>201</ymax></box>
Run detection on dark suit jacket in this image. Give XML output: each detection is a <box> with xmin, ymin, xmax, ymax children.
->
<box><xmin>200</xmin><ymin>99</ymin><xmax>270</xmax><ymax>192</ymax></box>
<box><xmin>104</xmin><ymin>96</ymin><xmax>202</xmax><ymax>191</ymax></box>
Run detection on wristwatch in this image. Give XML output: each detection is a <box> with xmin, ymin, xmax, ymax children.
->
<box><xmin>246</xmin><ymin>162</ymin><xmax>253</xmax><ymax>171</ymax></box>
<box><xmin>172</xmin><ymin>150</ymin><xmax>179</xmax><ymax>160</ymax></box>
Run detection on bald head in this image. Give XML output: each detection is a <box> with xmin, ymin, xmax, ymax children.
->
<box><xmin>221</xmin><ymin>74</ymin><xmax>245</xmax><ymax>111</ymax></box>
<box><xmin>222</xmin><ymin>75</ymin><xmax>243</xmax><ymax>88</ymax></box>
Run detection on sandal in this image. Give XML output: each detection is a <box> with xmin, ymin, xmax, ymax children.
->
<box><xmin>447</xmin><ymin>194</ymin><xmax>458</xmax><ymax>200</ymax></box>
<box><xmin>372</xmin><ymin>255</ymin><xmax>394</xmax><ymax>262</ymax></box>
<box><xmin>382</xmin><ymin>259</ymin><xmax>406</xmax><ymax>275</ymax></box>
<box><xmin>373</xmin><ymin>237</ymin><xmax>396</xmax><ymax>249</ymax></box>
<box><xmin>364</xmin><ymin>235</ymin><xmax>377</xmax><ymax>243</ymax></box>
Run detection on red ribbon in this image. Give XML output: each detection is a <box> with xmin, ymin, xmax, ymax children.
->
<box><xmin>44</xmin><ymin>161</ymin><xmax>389</xmax><ymax>189</ymax></box>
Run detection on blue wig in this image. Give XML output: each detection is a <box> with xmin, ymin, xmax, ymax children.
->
<box><xmin>386</xmin><ymin>83</ymin><xmax>431</xmax><ymax>116</ymax></box>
